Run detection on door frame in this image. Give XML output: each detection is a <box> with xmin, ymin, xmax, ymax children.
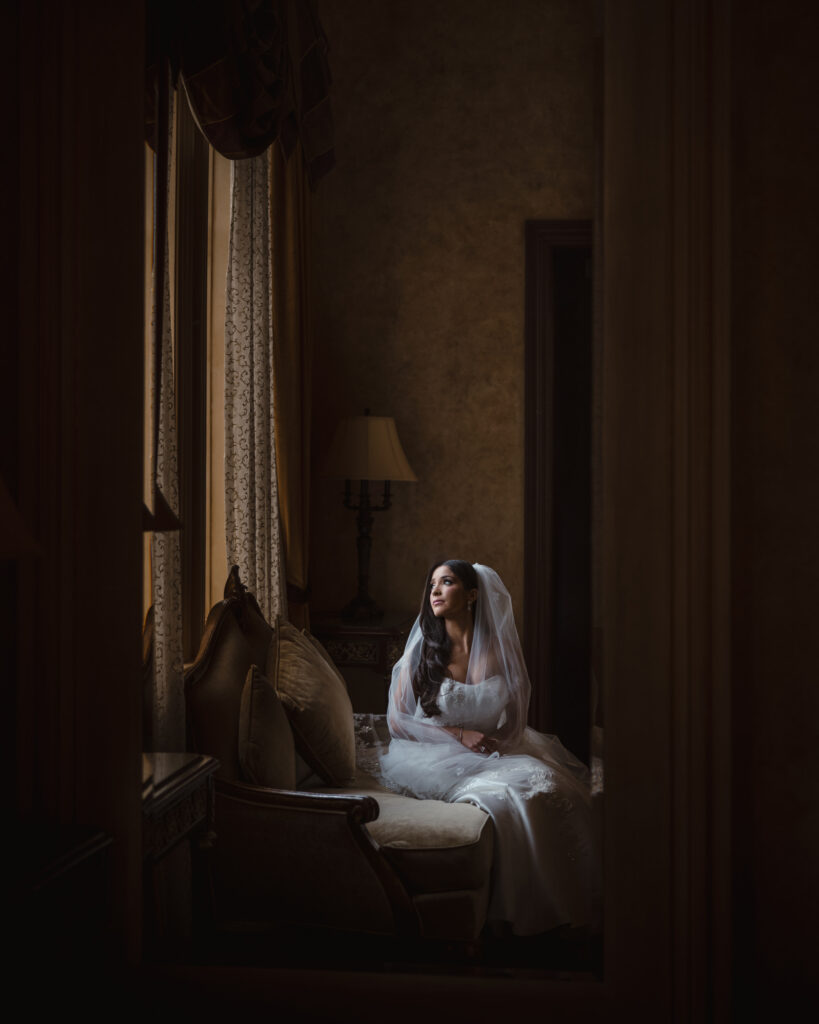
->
<box><xmin>523</xmin><ymin>219</ymin><xmax>593</xmax><ymax>738</ymax></box>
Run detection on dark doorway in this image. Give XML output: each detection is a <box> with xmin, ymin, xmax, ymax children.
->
<box><xmin>524</xmin><ymin>220</ymin><xmax>592</xmax><ymax>765</ymax></box>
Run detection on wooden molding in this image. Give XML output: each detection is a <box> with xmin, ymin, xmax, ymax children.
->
<box><xmin>524</xmin><ymin>219</ymin><xmax>593</xmax><ymax>740</ymax></box>
<box><xmin>601</xmin><ymin>0</ymin><xmax>732</xmax><ymax>1016</ymax></box>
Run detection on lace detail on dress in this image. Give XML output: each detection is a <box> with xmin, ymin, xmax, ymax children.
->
<box><xmin>457</xmin><ymin>767</ymin><xmax>510</xmax><ymax>800</ymax></box>
<box><xmin>520</xmin><ymin>765</ymin><xmax>559</xmax><ymax>800</ymax></box>
<box><xmin>454</xmin><ymin>762</ymin><xmax>566</xmax><ymax>803</ymax></box>
<box><xmin>353</xmin><ymin>713</ymin><xmax>392</xmax><ymax>779</ymax></box>
<box><xmin>425</xmin><ymin>675</ymin><xmax>509</xmax><ymax>732</ymax></box>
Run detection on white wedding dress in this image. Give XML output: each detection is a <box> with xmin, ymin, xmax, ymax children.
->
<box><xmin>378</xmin><ymin>564</ymin><xmax>599</xmax><ymax>937</ymax></box>
<box><xmin>380</xmin><ymin>674</ymin><xmax>597</xmax><ymax>936</ymax></box>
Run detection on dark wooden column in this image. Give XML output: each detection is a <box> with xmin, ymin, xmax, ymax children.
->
<box><xmin>9</xmin><ymin>0</ymin><xmax>146</xmax><ymax>965</ymax></box>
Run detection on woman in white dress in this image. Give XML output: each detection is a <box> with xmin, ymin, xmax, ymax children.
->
<box><xmin>380</xmin><ymin>560</ymin><xmax>598</xmax><ymax>937</ymax></box>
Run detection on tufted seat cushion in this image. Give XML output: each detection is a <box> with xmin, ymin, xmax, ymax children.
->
<box><xmin>309</xmin><ymin>770</ymin><xmax>494</xmax><ymax>896</ymax></box>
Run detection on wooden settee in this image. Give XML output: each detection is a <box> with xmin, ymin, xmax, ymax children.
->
<box><xmin>184</xmin><ymin>568</ymin><xmax>495</xmax><ymax>941</ymax></box>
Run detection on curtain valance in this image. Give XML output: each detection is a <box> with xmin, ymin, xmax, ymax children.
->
<box><xmin>146</xmin><ymin>0</ymin><xmax>333</xmax><ymax>187</ymax></box>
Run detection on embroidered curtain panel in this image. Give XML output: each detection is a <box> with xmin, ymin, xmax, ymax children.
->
<box><xmin>224</xmin><ymin>152</ymin><xmax>287</xmax><ymax>622</ymax></box>
<box><xmin>142</xmin><ymin>2</ymin><xmax>333</xmax><ymax>746</ymax></box>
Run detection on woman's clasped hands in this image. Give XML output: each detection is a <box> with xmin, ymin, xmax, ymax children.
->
<box><xmin>460</xmin><ymin>728</ymin><xmax>498</xmax><ymax>755</ymax></box>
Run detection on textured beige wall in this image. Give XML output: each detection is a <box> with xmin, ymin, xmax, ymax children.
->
<box><xmin>311</xmin><ymin>0</ymin><xmax>594</xmax><ymax>619</ymax></box>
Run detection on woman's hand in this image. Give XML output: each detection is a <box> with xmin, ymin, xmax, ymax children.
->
<box><xmin>461</xmin><ymin>729</ymin><xmax>497</xmax><ymax>755</ymax></box>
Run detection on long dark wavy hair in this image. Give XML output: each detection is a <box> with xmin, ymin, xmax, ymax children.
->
<box><xmin>412</xmin><ymin>559</ymin><xmax>478</xmax><ymax>717</ymax></box>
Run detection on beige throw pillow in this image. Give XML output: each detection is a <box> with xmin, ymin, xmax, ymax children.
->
<box><xmin>238</xmin><ymin>665</ymin><xmax>297</xmax><ymax>789</ymax></box>
<box><xmin>302</xmin><ymin>630</ymin><xmax>349</xmax><ymax>693</ymax></box>
<box><xmin>268</xmin><ymin>618</ymin><xmax>356</xmax><ymax>786</ymax></box>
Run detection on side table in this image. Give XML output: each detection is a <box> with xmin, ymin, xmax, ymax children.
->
<box><xmin>142</xmin><ymin>752</ymin><xmax>219</xmax><ymax>959</ymax></box>
<box><xmin>310</xmin><ymin>611</ymin><xmax>415</xmax><ymax>713</ymax></box>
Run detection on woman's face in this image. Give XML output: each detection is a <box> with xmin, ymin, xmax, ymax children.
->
<box><xmin>429</xmin><ymin>564</ymin><xmax>476</xmax><ymax>619</ymax></box>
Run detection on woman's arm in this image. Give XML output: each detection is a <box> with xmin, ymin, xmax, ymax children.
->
<box><xmin>439</xmin><ymin>723</ymin><xmax>498</xmax><ymax>754</ymax></box>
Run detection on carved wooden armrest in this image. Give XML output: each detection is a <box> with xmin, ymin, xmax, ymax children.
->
<box><xmin>215</xmin><ymin>777</ymin><xmax>380</xmax><ymax>824</ymax></box>
<box><xmin>212</xmin><ymin>777</ymin><xmax>417</xmax><ymax>935</ymax></box>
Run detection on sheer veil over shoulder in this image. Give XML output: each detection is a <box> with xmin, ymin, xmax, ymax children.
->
<box><xmin>379</xmin><ymin>562</ymin><xmax>599</xmax><ymax>936</ymax></box>
<box><xmin>386</xmin><ymin>564</ymin><xmax>530</xmax><ymax>749</ymax></box>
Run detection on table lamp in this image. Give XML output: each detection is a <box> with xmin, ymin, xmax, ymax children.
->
<box><xmin>324</xmin><ymin>410</ymin><xmax>417</xmax><ymax>620</ymax></box>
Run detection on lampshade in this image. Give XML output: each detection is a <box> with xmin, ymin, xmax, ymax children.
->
<box><xmin>324</xmin><ymin>415</ymin><xmax>417</xmax><ymax>482</ymax></box>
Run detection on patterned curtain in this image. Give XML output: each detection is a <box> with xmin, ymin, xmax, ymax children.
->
<box><xmin>150</xmin><ymin>80</ymin><xmax>185</xmax><ymax>751</ymax></box>
<box><xmin>225</xmin><ymin>152</ymin><xmax>287</xmax><ymax>623</ymax></box>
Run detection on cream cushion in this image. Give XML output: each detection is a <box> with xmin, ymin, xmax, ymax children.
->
<box><xmin>267</xmin><ymin>619</ymin><xmax>356</xmax><ymax>786</ymax></box>
<box><xmin>368</xmin><ymin>792</ymin><xmax>493</xmax><ymax>893</ymax></box>
<box><xmin>238</xmin><ymin>665</ymin><xmax>297</xmax><ymax>789</ymax></box>
<box><xmin>310</xmin><ymin>770</ymin><xmax>494</xmax><ymax>895</ymax></box>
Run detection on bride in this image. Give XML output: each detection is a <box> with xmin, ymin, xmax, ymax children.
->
<box><xmin>379</xmin><ymin>560</ymin><xmax>598</xmax><ymax>937</ymax></box>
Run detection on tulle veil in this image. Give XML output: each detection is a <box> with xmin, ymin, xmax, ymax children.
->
<box><xmin>386</xmin><ymin>563</ymin><xmax>531</xmax><ymax>751</ymax></box>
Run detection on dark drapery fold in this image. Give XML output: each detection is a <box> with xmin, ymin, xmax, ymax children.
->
<box><xmin>146</xmin><ymin>0</ymin><xmax>333</xmax><ymax>187</ymax></box>
<box><xmin>271</xmin><ymin>140</ymin><xmax>313</xmax><ymax>629</ymax></box>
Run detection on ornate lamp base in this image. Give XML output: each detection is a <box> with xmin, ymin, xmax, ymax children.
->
<box><xmin>340</xmin><ymin>479</ymin><xmax>390</xmax><ymax>622</ymax></box>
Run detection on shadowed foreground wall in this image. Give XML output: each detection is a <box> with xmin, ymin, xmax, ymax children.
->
<box><xmin>730</xmin><ymin>0</ymin><xmax>819</xmax><ymax>1006</ymax></box>
<box><xmin>310</xmin><ymin>0</ymin><xmax>594</xmax><ymax>617</ymax></box>
<box><xmin>5</xmin><ymin>0</ymin><xmax>145</xmax><ymax>964</ymax></box>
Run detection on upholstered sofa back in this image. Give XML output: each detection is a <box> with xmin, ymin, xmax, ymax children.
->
<box><xmin>185</xmin><ymin>567</ymin><xmax>272</xmax><ymax>781</ymax></box>
<box><xmin>182</xmin><ymin>567</ymin><xmax>496</xmax><ymax>941</ymax></box>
